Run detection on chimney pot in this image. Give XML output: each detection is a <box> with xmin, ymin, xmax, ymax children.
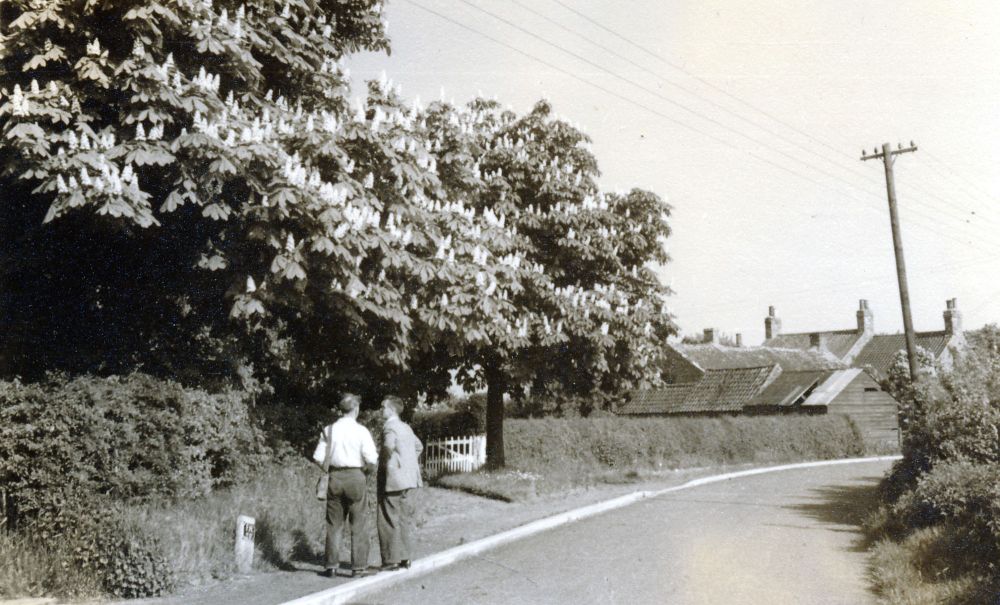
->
<box><xmin>735</xmin><ymin>333</ymin><xmax>743</xmax><ymax>347</ymax></box>
<box><xmin>703</xmin><ymin>328</ymin><xmax>718</xmax><ymax>344</ymax></box>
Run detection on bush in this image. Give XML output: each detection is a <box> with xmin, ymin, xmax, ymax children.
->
<box><xmin>503</xmin><ymin>415</ymin><xmax>866</xmax><ymax>473</ymax></box>
<box><xmin>888</xmin><ymin>461</ymin><xmax>1000</xmax><ymax>548</ymax></box>
<box><xmin>869</xmin><ymin>330</ymin><xmax>1000</xmax><ymax>603</ymax></box>
<box><xmin>0</xmin><ymin>373</ymin><xmax>269</xmax><ymax>524</ymax></box>
<box><xmin>7</xmin><ymin>494</ymin><xmax>175</xmax><ymax>599</ymax></box>
<box><xmin>411</xmin><ymin>394</ymin><xmax>486</xmax><ymax>440</ymax></box>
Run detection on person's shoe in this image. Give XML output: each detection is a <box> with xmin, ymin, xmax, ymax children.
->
<box><xmin>351</xmin><ymin>567</ymin><xmax>378</xmax><ymax>578</ymax></box>
<box><xmin>381</xmin><ymin>562</ymin><xmax>401</xmax><ymax>571</ymax></box>
<box><xmin>400</xmin><ymin>559</ymin><xmax>411</xmax><ymax>569</ymax></box>
<box><xmin>319</xmin><ymin>568</ymin><xmax>336</xmax><ymax>578</ymax></box>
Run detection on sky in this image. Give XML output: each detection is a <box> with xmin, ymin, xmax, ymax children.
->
<box><xmin>347</xmin><ymin>0</ymin><xmax>1000</xmax><ymax>344</ymax></box>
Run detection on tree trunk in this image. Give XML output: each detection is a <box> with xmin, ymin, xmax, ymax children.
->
<box><xmin>484</xmin><ymin>362</ymin><xmax>505</xmax><ymax>469</ymax></box>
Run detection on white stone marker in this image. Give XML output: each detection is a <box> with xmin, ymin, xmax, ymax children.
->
<box><xmin>235</xmin><ymin>514</ymin><xmax>255</xmax><ymax>573</ymax></box>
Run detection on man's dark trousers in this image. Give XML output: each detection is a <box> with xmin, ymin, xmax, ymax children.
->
<box><xmin>377</xmin><ymin>488</ymin><xmax>414</xmax><ymax>565</ymax></box>
<box><xmin>325</xmin><ymin>468</ymin><xmax>369</xmax><ymax>570</ymax></box>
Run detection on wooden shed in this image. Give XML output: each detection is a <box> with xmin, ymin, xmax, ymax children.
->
<box><xmin>746</xmin><ymin>368</ymin><xmax>899</xmax><ymax>448</ymax></box>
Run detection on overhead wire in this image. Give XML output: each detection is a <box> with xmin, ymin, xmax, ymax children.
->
<box><xmin>440</xmin><ymin>0</ymin><xmax>1000</xmax><ymax>255</ymax></box>
<box><xmin>541</xmin><ymin>0</ymin><xmax>1000</xmax><ymax>240</ymax></box>
<box><xmin>683</xmin><ymin>254</ymin><xmax>998</xmax><ymax>315</ymax></box>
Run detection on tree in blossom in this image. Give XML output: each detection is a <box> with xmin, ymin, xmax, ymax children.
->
<box><xmin>1</xmin><ymin>2</ymin><xmax>676</xmax><ymax>466</ymax></box>
<box><xmin>412</xmin><ymin>98</ymin><xmax>677</xmax><ymax>467</ymax></box>
<box><xmin>0</xmin><ymin>0</ymin><xmax>420</xmax><ymax>389</ymax></box>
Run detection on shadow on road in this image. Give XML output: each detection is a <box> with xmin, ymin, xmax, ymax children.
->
<box><xmin>783</xmin><ymin>475</ymin><xmax>883</xmax><ymax>553</ymax></box>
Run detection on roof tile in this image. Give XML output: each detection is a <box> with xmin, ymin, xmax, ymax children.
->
<box><xmin>621</xmin><ymin>366</ymin><xmax>779</xmax><ymax>415</ymax></box>
<box><xmin>854</xmin><ymin>332</ymin><xmax>952</xmax><ymax>376</ymax></box>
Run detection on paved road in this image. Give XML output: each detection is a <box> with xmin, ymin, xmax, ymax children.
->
<box><xmin>363</xmin><ymin>460</ymin><xmax>890</xmax><ymax>605</ymax></box>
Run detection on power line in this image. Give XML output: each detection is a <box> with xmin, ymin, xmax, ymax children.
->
<box><xmin>541</xmin><ymin>0</ymin><xmax>1000</xmax><ymax>240</ymax></box>
<box><xmin>917</xmin><ymin>150</ymin><xmax>999</xmax><ymax>208</ymax></box>
<box><xmin>404</xmin><ymin>0</ymin><xmax>1000</xmax><ymax>258</ymax></box>
<box><xmin>399</xmin><ymin>1</ymin><xmax>842</xmax><ymax>192</ymax></box>
<box><xmin>685</xmin><ymin>255</ymin><xmax>996</xmax><ymax>314</ymax></box>
<box><xmin>445</xmin><ymin>0</ymin><xmax>1000</xmax><ymax>255</ymax></box>
<box><xmin>509</xmin><ymin>0</ymin><xmax>889</xmax><ymax>189</ymax></box>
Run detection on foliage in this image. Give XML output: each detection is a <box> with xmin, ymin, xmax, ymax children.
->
<box><xmin>504</xmin><ymin>415</ymin><xmax>864</xmax><ymax>473</ymax></box>
<box><xmin>869</xmin><ymin>326</ymin><xmax>1000</xmax><ymax>603</ymax></box>
<box><xmin>868</xmin><ymin>524</ymin><xmax>999</xmax><ymax>605</ymax></box>
<box><xmin>0</xmin><ymin>373</ymin><xmax>269</xmax><ymax>523</ymax></box>
<box><xmin>881</xmin><ymin>461</ymin><xmax>1000</xmax><ymax>553</ymax></box>
<box><xmin>7</xmin><ymin>494</ymin><xmax>175</xmax><ymax>599</ymax></box>
<box><xmin>0</xmin><ymin>2</ymin><xmax>676</xmax><ymax>475</ymax></box>
<box><xmin>411</xmin><ymin>98</ymin><xmax>677</xmax><ymax>466</ymax></box>
<box><xmin>0</xmin><ymin>0</ymin><xmax>395</xmax><ymax>387</ymax></box>
<box><xmin>411</xmin><ymin>397</ymin><xmax>486</xmax><ymax>441</ymax></box>
<box><xmin>0</xmin><ymin>529</ymin><xmax>101</xmax><ymax>600</ymax></box>
<box><xmin>434</xmin><ymin>415</ymin><xmax>865</xmax><ymax>501</ymax></box>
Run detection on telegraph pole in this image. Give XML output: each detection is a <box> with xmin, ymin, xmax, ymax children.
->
<box><xmin>862</xmin><ymin>142</ymin><xmax>919</xmax><ymax>381</ymax></box>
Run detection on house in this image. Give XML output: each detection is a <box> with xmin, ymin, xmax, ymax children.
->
<box><xmin>618</xmin><ymin>329</ymin><xmax>900</xmax><ymax>447</ymax></box>
<box><xmin>762</xmin><ymin>298</ymin><xmax>966</xmax><ymax>379</ymax></box>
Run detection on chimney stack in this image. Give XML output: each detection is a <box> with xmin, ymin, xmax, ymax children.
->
<box><xmin>809</xmin><ymin>332</ymin><xmax>828</xmax><ymax>351</ymax></box>
<box><xmin>703</xmin><ymin>328</ymin><xmax>718</xmax><ymax>344</ymax></box>
<box><xmin>856</xmin><ymin>299</ymin><xmax>874</xmax><ymax>334</ymax></box>
<box><xmin>735</xmin><ymin>333</ymin><xmax>743</xmax><ymax>347</ymax></box>
<box><xmin>765</xmin><ymin>306</ymin><xmax>782</xmax><ymax>340</ymax></box>
<box><xmin>944</xmin><ymin>298</ymin><xmax>962</xmax><ymax>335</ymax></box>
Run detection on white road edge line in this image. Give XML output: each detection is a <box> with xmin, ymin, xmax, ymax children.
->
<box><xmin>280</xmin><ymin>455</ymin><xmax>901</xmax><ymax>605</ymax></box>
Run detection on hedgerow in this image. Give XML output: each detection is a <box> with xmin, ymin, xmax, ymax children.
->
<box><xmin>0</xmin><ymin>373</ymin><xmax>269</xmax><ymax>522</ymax></box>
<box><xmin>504</xmin><ymin>415</ymin><xmax>866</xmax><ymax>472</ymax></box>
<box><xmin>0</xmin><ymin>373</ymin><xmax>268</xmax><ymax>598</ymax></box>
<box><xmin>867</xmin><ymin>326</ymin><xmax>1000</xmax><ymax>603</ymax></box>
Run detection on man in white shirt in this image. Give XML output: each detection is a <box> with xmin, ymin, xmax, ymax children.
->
<box><xmin>313</xmin><ymin>393</ymin><xmax>378</xmax><ymax>577</ymax></box>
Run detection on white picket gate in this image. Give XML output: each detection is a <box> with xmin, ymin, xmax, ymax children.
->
<box><xmin>421</xmin><ymin>434</ymin><xmax>486</xmax><ymax>476</ymax></box>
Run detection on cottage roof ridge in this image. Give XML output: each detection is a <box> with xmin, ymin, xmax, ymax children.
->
<box><xmin>770</xmin><ymin>328</ymin><xmax>860</xmax><ymax>337</ymax></box>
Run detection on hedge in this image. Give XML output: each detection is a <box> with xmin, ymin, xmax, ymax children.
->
<box><xmin>503</xmin><ymin>414</ymin><xmax>867</xmax><ymax>472</ymax></box>
<box><xmin>0</xmin><ymin>373</ymin><xmax>270</xmax><ymax>599</ymax></box>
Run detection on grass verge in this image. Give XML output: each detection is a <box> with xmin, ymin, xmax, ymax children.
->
<box><xmin>867</xmin><ymin>524</ymin><xmax>1000</xmax><ymax>605</ymax></box>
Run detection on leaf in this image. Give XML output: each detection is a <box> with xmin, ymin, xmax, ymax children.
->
<box><xmin>43</xmin><ymin>202</ymin><xmax>60</xmax><ymax>223</ymax></box>
<box><xmin>202</xmin><ymin>203</ymin><xmax>230</xmax><ymax>221</ymax></box>
<box><xmin>161</xmin><ymin>190</ymin><xmax>184</xmax><ymax>213</ymax></box>
<box><xmin>197</xmin><ymin>254</ymin><xmax>227</xmax><ymax>271</ymax></box>
<box><xmin>311</xmin><ymin>236</ymin><xmax>335</xmax><ymax>255</ymax></box>
<box><xmin>284</xmin><ymin>261</ymin><xmax>306</xmax><ymax>281</ymax></box>
<box><xmin>209</xmin><ymin>156</ymin><xmax>237</xmax><ymax>175</ymax></box>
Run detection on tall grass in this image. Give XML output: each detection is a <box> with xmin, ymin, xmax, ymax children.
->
<box><xmin>867</xmin><ymin>524</ymin><xmax>999</xmax><ymax>605</ymax></box>
<box><xmin>121</xmin><ymin>461</ymin><xmax>343</xmax><ymax>584</ymax></box>
<box><xmin>0</xmin><ymin>531</ymin><xmax>100</xmax><ymax>599</ymax></box>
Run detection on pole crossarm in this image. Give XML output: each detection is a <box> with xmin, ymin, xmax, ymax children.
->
<box><xmin>861</xmin><ymin>142</ymin><xmax>918</xmax><ymax>162</ymax></box>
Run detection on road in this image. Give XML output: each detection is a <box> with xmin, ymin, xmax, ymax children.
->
<box><xmin>363</xmin><ymin>459</ymin><xmax>890</xmax><ymax>605</ymax></box>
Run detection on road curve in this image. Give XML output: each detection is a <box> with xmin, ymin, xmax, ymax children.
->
<box><xmin>363</xmin><ymin>459</ymin><xmax>890</xmax><ymax>605</ymax></box>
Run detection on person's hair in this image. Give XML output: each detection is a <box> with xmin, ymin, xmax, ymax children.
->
<box><xmin>338</xmin><ymin>393</ymin><xmax>361</xmax><ymax>414</ymax></box>
<box><xmin>382</xmin><ymin>395</ymin><xmax>405</xmax><ymax>415</ymax></box>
